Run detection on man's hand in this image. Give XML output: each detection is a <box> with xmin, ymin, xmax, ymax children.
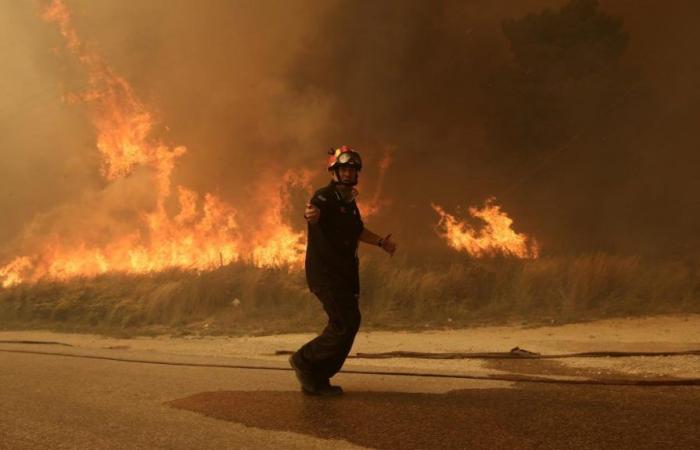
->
<box><xmin>380</xmin><ymin>234</ymin><xmax>397</xmax><ymax>256</ymax></box>
<box><xmin>304</xmin><ymin>202</ymin><xmax>321</xmax><ymax>224</ymax></box>
<box><xmin>359</xmin><ymin>228</ymin><xmax>397</xmax><ymax>256</ymax></box>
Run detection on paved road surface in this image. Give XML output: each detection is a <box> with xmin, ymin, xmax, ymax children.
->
<box><xmin>1</xmin><ymin>345</ymin><xmax>699</xmax><ymax>449</ymax></box>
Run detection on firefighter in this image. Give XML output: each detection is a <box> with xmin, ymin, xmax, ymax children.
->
<box><xmin>289</xmin><ymin>146</ymin><xmax>396</xmax><ymax>396</ymax></box>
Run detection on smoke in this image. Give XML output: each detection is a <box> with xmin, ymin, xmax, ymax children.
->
<box><xmin>1</xmin><ymin>0</ymin><xmax>699</xmax><ymax>268</ymax></box>
<box><xmin>0</xmin><ymin>0</ymin><xmax>333</xmax><ymax>267</ymax></box>
<box><xmin>285</xmin><ymin>0</ymin><xmax>700</xmax><ymax>256</ymax></box>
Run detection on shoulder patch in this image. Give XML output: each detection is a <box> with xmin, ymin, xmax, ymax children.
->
<box><xmin>316</xmin><ymin>194</ymin><xmax>327</xmax><ymax>202</ymax></box>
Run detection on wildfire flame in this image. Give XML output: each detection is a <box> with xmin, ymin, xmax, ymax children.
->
<box><xmin>432</xmin><ymin>199</ymin><xmax>539</xmax><ymax>258</ymax></box>
<box><xmin>0</xmin><ymin>0</ymin><xmax>308</xmax><ymax>287</ymax></box>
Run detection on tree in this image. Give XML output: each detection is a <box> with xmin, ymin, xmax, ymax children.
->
<box><xmin>484</xmin><ymin>0</ymin><xmax>630</xmax><ymax>163</ymax></box>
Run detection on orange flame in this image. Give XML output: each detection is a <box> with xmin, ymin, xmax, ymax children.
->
<box><xmin>432</xmin><ymin>199</ymin><xmax>539</xmax><ymax>258</ymax></box>
<box><xmin>250</xmin><ymin>171</ymin><xmax>310</xmax><ymax>268</ymax></box>
<box><xmin>0</xmin><ymin>257</ymin><xmax>33</xmax><ymax>288</ymax></box>
<box><xmin>0</xmin><ymin>0</ymin><xmax>307</xmax><ymax>287</ymax></box>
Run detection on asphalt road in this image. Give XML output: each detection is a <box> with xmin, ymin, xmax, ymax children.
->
<box><xmin>1</xmin><ymin>346</ymin><xmax>699</xmax><ymax>449</ymax></box>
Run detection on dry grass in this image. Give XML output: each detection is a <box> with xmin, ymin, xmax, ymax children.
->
<box><xmin>361</xmin><ymin>253</ymin><xmax>700</xmax><ymax>328</ymax></box>
<box><xmin>1</xmin><ymin>254</ymin><xmax>698</xmax><ymax>336</ymax></box>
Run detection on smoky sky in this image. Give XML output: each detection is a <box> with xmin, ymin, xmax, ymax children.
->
<box><xmin>285</xmin><ymin>0</ymin><xmax>700</xmax><ymax>256</ymax></box>
<box><xmin>1</xmin><ymin>0</ymin><xmax>699</xmax><ymax>259</ymax></box>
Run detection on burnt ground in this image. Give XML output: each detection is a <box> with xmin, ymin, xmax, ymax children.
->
<box><xmin>169</xmin><ymin>384</ymin><xmax>700</xmax><ymax>450</ymax></box>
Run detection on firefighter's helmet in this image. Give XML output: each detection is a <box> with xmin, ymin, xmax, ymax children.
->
<box><xmin>327</xmin><ymin>145</ymin><xmax>362</xmax><ymax>172</ymax></box>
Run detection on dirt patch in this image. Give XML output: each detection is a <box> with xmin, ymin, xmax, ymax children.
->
<box><xmin>168</xmin><ymin>386</ymin><xmax>700</xmax><ymax>450</ymax></box>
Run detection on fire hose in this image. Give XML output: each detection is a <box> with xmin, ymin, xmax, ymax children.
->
<box><xmin>1</xmin><ymin>341</ymin><xmax>699</xmax><ymax>387</ymax></box>
<box><xmin>352</xmin><ymin>347</ymin><xmax>700</xmax><ymax>359</ymax></box>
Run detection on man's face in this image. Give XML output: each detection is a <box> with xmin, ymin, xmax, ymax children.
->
<box><xmin>336</xmin><ymin>165</ymin><xmax>358</xmax><ymax>185</ymax></box>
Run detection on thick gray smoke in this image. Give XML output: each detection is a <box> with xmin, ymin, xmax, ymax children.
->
<box><xmin>1</xmin><ymin>0</ymin><xmax>699</xmax><ymax>260</ymax></box>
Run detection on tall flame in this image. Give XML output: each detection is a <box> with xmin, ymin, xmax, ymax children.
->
<box><xmin>432</xmin><ymin>199</ymin><xmax>539</xmax><ymax>258</ymax></box>
<box><xmin>0</xmin><ymin>0</ymin><xmax>307</xmax><ymax>287</ymax></box>
<box><xmin>250</xmin><ymin>171</ymin><xmax>309</xmax><ymax>268</ymax></box>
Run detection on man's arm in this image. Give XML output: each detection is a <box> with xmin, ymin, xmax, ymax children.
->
<box><xmin>305</xmin><ymin>203</ymin><xmax>321</xmax><ymax>224</ymax></box>
<box><xmin>359</xmin><ymin>227</ymin><xmax>397</xmax><ymax>256</ymax></box>
<box><xmin>304</xmin><ymin>191</ymin><xmax>331</xmax><ymax>225</ymax></box>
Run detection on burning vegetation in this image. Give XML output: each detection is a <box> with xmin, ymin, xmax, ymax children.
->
<box><xmin>1</xmin><ymin>0</ymin><xmax>699</xmax><ymax>332</ymax></box>
<box><xmin>0</xmin><ymin>0</ymin><xmax>537</xmax><ymax>288</ymax></box>
<box><xmin>432</xmin><ymin>200</ymin><xmax>539</xmax><ymax>259</ymax></box>
<box><xmin>1</xmin><ymin>0</ymin><xmax>309</xmax><ymax>287</ymax></box>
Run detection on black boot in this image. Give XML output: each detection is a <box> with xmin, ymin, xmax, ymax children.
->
<box><xmin>289</xmin><ymin>353</ymin><xmax>317</xmax><ymax>393</ymax></box>
<box><xmin>313</xmin><ymin>378</ymin><xmax>343</xmax><ymax>396</ymax></box>
<box><xmin>290</xmin><ymin>353</ymin><xmax>344</xmax><ymax>396</ymax></box>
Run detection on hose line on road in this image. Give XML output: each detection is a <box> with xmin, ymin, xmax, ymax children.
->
<box><xmin>1</xmin><ymin>347</ymin><xmax>698</xmax><ymax>387</ymax></box>
<box><xmin>276</xmin><ymin>347</ymin><xmax>700</xmax><ymax>360</ymax></box>
<box><xmin>356</xmin><ymin>348</ymin><xmax>700</xmax><ymax>359</ymax></box>
<box><xmin>0</xmin><ymin>339</ymin><xmax>73</xmax><ymax>346</ymax></box>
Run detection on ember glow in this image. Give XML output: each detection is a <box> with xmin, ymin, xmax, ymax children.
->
<box><xmin>0</xmin><ymin>0</ymin><xmax>307</xmax><ymax>287</ymax></box>
<box><xmin>432</xmin><ymin>199</ymin><xmax>539</xmax><ymax>258</ymax></box>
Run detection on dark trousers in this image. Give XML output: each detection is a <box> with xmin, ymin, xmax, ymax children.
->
<box><xmin>297</xmin><ymin>288</ymin><xmax>361</xmax><ymax>381</ymax></box>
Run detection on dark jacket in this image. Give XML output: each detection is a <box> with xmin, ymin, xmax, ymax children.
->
<box><xmin>305</xmin><ymin>181</ymin><xmax>364</xmax><ymax>294</ymax></box>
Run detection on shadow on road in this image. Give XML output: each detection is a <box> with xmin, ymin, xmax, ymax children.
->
<box><xmin>168</xmin><ymin>385</ymin><xmax>699</xmax><ymax>449</ymax></box>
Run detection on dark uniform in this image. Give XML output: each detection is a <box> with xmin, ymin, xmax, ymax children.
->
<box><xmin>296</xmin><ymin>180</ymin><xmax>364</xmax><ymax>382</ymax></box>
